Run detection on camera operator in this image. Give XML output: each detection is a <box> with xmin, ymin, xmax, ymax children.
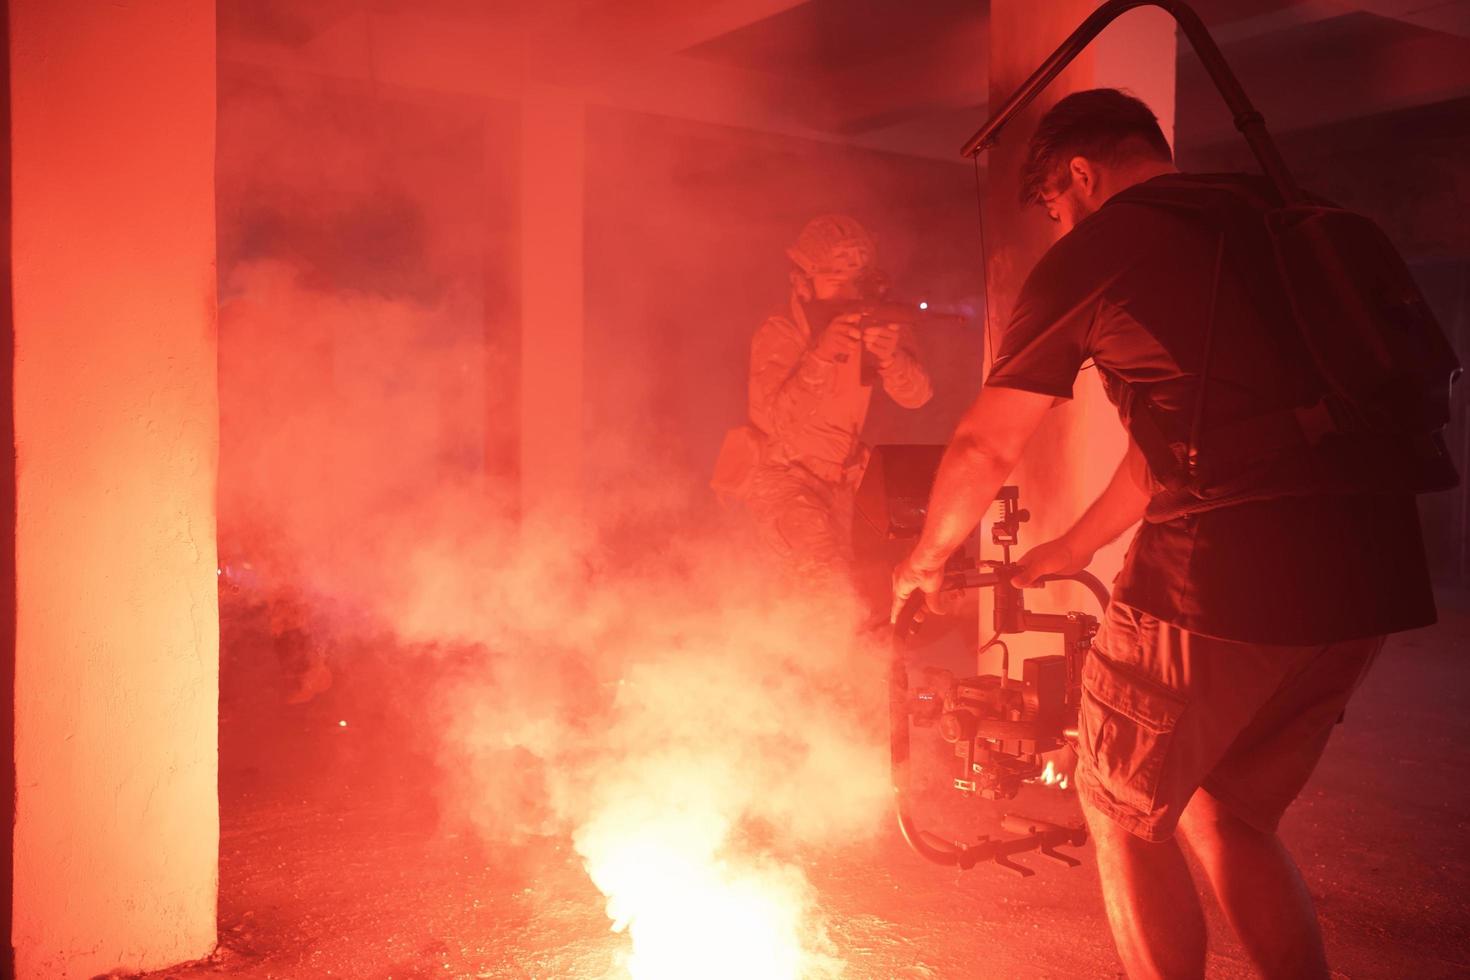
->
<box><xmin>892</xmin><ymin>89</ymin><xmax>1435</xmax><ymax>979</ymax></box>
<box><xmin>739</xmin><ymin>214</ymin><xmax>933</xmax><ymax>583</ymax></box>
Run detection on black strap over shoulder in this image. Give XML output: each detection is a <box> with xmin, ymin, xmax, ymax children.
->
<box><xmin>1103</xmin><ymin>173</ymin><xmax>1460</xmax><ymax>518</ymax></box>
<box><xmin>1104</xmin><ymin>176</ymin><xmax>1323</xmax><ymax>492</ymax></box>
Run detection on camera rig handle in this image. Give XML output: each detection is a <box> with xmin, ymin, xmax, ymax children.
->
<box><xmin>941</xmin><ymin>564</ymin><xmax>1111</xmax><ymax>628</ymax></box>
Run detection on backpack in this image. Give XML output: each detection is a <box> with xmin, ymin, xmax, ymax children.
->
<box><xmin>1110</xmin><ymin>175</ymin><xmax>1461</xmax><ymax>520</ymax></box>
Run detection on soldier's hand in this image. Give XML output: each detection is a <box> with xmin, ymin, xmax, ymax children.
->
<box><xmin>815</xmin><ymin>313</ymin><xmax>863</xmax><ymax>362</ymax></box>
<box><xmin>862</xmin><ymin>322</ymin><xmax>902</xmax><ymax>367</ymax></box>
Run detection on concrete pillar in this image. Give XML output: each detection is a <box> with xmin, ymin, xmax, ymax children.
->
<box><xmin>9</xmin><ymin>1</ymin><xmax>219</xmax><ymax>976</ymax></box>
<box><xmin>519</xmin><ymin>85</ymin><xmax>585</xmax><ymax>517</ymax></box>
<box><xmin>982</xmin><ymin>2</ymin><xmax>1175</xmax><ymax>667</ymax></box>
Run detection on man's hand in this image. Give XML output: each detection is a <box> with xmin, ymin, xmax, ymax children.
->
<box><xmin>1010</xmin><ymin>438</ymin><xmax>1150</xmax><ymax>588</ymax></box>
<box><xmin>1011</xmin><ymin>536</ymin><xmax>1089</xmax><ymax>587</ymax></box>
<box><xmin>814</xmin><ymin>313</ymin><xmax>863</xmax><ymax>362</ymax></box>
<box><xmin>889</xmin><ymin>386</ymin><xmax>1056</xmax><ymax>622</ymax></box>
<box><xmin>862</xmin><ymin>322</ymin><xmax>902</xmax><ymax>368</ymax></box>
<box><xmin>891</xmin><ymin>550</ymin><xmax>946</xmax><ymax>623</ymax></box>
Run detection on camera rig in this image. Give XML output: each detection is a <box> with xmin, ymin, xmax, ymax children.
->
<box><xmin>859</xmin><ymin>450</ymin><xmax>1108</xmax><ymax>874</ymax></box>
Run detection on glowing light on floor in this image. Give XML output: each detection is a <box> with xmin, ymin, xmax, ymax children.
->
<box><xmin>581</xmin><ymin>821</ymin><xmax>833</xmax><ymax>980</ymax></box>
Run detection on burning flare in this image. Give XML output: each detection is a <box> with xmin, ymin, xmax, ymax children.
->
<box><xmin>551</xmin><ymin>575</ymin><xmax>877</xmax><ymax>980</ymax></box>
<box><xmin>580</xmin><ymin>811</ymin><xmax>835</xmax><ymax>980</ymax></box>
<box><xmin>1039</xmin><ymin>759</ymin><xmax>1070</xmax><ymax>790</ymax></box>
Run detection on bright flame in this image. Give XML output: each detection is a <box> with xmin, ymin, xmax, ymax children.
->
<box><xmin>561</xmin><ymin>598</ymin><xmax>874</xmax><ymax>980</ymax></box>
<box><xmin>577</xmin><ymin>800</ymin><xmax>841</xmax><ymax>980</ymax></box>
<box><xmin>585</xmin><ymin>830</ymin><xmax>823</xmax><ymax>979</ymax></box>
<box><xmin>1038</xmin><ymin>759</ymin><xmax>1070</xmax><ymax>790</ymax></box>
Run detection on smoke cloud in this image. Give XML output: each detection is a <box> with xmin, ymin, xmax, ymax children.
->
<box><xmin>219</xmin><ymin>252</ymin><xmax>894</xmax><ymax>974</ymax></box>
<box><xmin>216</xmin><ymin>41</ymin><xmax>980</xmax><ymax>973</ymax></box>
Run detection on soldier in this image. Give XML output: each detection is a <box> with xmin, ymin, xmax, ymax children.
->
<box><xmin>730</xmin><ymin>215</ymin><xmax>933</xmax><ymax>585</ymax></box>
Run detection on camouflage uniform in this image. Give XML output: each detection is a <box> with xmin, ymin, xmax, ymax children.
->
<box><xmin>746</xmin><ymin>287</ymin><xmax>932</xmax><ymax>581</ymax></box>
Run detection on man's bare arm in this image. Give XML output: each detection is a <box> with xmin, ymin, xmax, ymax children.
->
<box><xmin>891</xmin><ymin>385</ymin><xmax>1055</xmax><ymax>619</ymax></box>
<box><xmin>1011</xmin><ymin>437</ymin><xmax>1151</xmax><ymax>586</ymax></box>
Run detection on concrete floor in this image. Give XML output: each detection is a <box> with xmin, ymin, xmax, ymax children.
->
<box><xmin>145</xmin><ymin>590</ymin><xmax>1470</xmax><ymax>980</ymax></box>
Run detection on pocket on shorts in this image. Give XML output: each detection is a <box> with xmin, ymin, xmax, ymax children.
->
<box><xmin>1081</xmin><ymin>651</ymin><xmax>1187</xmax><ymax>816</ymax></box>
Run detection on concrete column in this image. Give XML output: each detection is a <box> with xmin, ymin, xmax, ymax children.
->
<box><xmin>9</xmin><ymin>1</ymin><xmax>219</xmax><ymax>976</ymax></box>
<box><xmin>982</xmin><ymin>2</ymin><xmax>1175</xmax><ymax>667</ymax></box>
<box><xmin>519</xmin><ymin>85</ymin><xmax>585</xmax><ymax>517</ymax></box>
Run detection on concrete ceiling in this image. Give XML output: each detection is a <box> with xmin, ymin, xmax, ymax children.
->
<box><xmin>219</xmin><ymin>0</ymin><xmax>1470</xmax><ymax>160</ymax></box>
<box><xmin>1179</xmin><ymin>1</ymin><xmax>1470</xmax><ymax>148</ymax></box>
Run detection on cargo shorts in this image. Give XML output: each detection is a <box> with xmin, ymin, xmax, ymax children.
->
<box><xmin>1076</xmin><ymin>601</ymin><xmax>1383</xmax><ymax>842</ymax></box>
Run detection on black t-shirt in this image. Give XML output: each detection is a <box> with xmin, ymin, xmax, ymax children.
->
<box><xmin>987</xmin><ymin>173</ymin><xmax>1435</xmax><ymax>644</ymax></box>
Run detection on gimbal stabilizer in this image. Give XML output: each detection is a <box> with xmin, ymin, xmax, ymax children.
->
<box><xmin>890</xmin><ymin>487</ymin><xmax>1108</xmax><ymax>876</ymax></box>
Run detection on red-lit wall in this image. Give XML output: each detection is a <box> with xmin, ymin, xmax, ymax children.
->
<box><xmin>9</xmin><ymin>1</ymin><xmax>219</xmax><ymax>975</ymax></box>
<box><xmin>214</xmin><ymin>66</ymin><xmax>518</xmax><ymax>593</ymax></box>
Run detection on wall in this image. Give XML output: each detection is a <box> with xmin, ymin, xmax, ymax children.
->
<box><xmin>1178</xmin><ymin>97</ymin><xmax>1470</xmax><ymax>260</ymax></box>
<box><xmin>9</xmin><ymin>0</ymin><xmax>219</xmax><ymax>975</ymax></box>
<box><xmin>215</xmin><ymin>64</ymin><xmax>520</xmax><ymax>602</ymax></box>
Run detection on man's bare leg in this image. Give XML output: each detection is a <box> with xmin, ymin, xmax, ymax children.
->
<box><xmin>1176</xmin><ymin>789</ymin><xmax>1329</xmax><ymax>980</ymax></box>
<box><xmin>1082</xmin><ymin>795</ymin><xmax>1206</xmax><ymax>979</ymax></box>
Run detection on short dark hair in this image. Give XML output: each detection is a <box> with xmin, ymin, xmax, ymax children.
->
<box><xmin>1018</xmin><ymin>88</ymin><xmax>1172</xmax><ymax>205</ymax></box>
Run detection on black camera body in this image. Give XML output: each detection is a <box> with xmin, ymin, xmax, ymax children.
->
<box><xmin>915</xmin><ymin>653</ymin><xmax>1072</xmax><ymax>800</ymax></box>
